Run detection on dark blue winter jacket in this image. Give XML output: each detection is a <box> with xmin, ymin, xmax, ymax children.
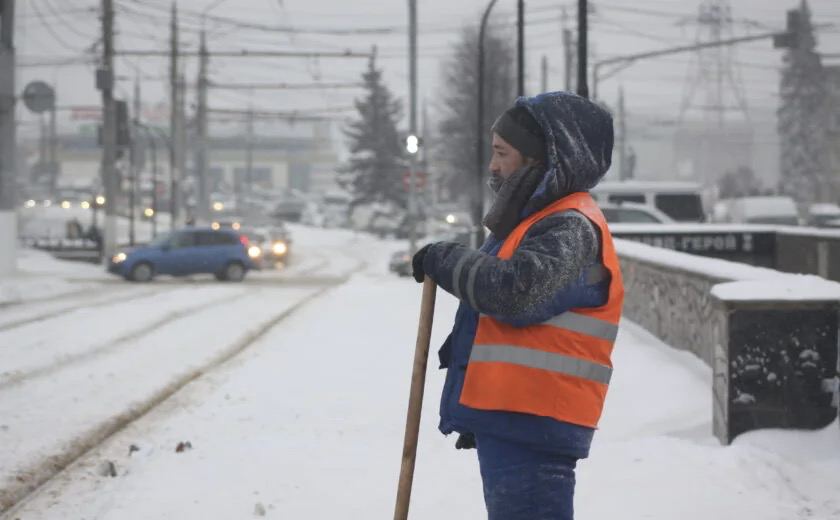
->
<box><xmin>422</xmin><ymin>92</ymin><xmax>615</xmax><ymax>459</ymax></box>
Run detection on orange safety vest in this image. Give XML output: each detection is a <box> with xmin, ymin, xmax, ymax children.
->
<box><xmin>459</xmin><ymin>192</ymin><xmax>624</xmax><ymax>429</ymax></box>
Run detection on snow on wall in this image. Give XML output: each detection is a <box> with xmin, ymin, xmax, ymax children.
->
<box><xmin>616</xmin><ymin>238</ymin><xmax>840</xmax><ymax>443</ymax></box>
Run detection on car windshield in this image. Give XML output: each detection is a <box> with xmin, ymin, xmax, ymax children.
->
<box><xmin>655</xmin><ymin>194</ymin><xmax>704</xmax><ymax>222</ymax></box>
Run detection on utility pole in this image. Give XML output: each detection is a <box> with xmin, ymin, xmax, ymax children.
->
<box><xmin>147</xmin><ymin>129</ymin><xmax>158</xmax><ymax>237</ymax></box>
<box><xmin>617</xmin><ymin>86</ymin><xmax>627</xmax><ymax>181</ymax></box>
<box><xmin>49</xmin><ymin>92</ymin><xmax>57</xmax><ymax>194</ymax></box>
<box><xmin>562</xmin><ymin>7</ymin><xmax>574</xmax><ymax>92</ymax></box>
<box><xmin>244</xmin><ymin>104</ymin><xmax>254</xmax><ymax>212</ymax></box>
<box><xmin>541</xmin><ymin>55</ymin><xmax>548</xmax><ymax>93</ymax></box>
<box><xmin>38</xmin><ymin>115</ymin><xmax>47</xmax><ymax>174</ymax></box>
<box><xmin>100</xmin><ymin>0</ymin><xmax>118</xmax><ymax>260</ymax></box>
<box><xmin>0</xmin><ymin>0</ymin><xmax>16</xmax><ymax>276</ymax></box>
<box><xmin>177</xmin><ymin>71</ymin><xmax>187</xmax><ymax>223</ymax></box>
<box><xmin>517</xmin><ymin>0</ymin><xmax>525</xmax><ymax>96</ymax></box>
<box><xmin>577</xmin><ymin>0</ymin><xmax>588</xmax><ymax>98</ymax></box>
<box><xmin>169</xmin><ymin>1</ymin><xmax>179</xmax><ymax>230</ymax></box>
<box><xmin>129</xmin><ymin>77</ymin><xmax>140</xmax><ymax>245</ymax></box>
<box><xmin>195</xmin><ymin>29</ymin><xmax>209</xmax><ymax>223</ymax></box>
<box><xmin>407</xmin><ymin>0</ymin><xmax>418</xmax><ymax>255</ymax></box>
<box><xmin>475</xmin><ymin>0</ymin><xmax>499</xmax><ymax>248</ymax></box>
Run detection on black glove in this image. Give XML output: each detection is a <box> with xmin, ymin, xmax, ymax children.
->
<box><xmin>412</xmin><ymin>244</ymin><xmax>432</xmax><ymax>283</ymax></box>
<box><xmin>455</xmin><ymin>432</ymin><xmax>476</xmax><ymax>450</ymax></box>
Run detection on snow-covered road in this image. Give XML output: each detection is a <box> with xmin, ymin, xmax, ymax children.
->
<box><xmin>1</xmin><ymin>226</ymin><xmax>838</xmax><ymax>519</ymax></box>
<box><xmin>0</xmin><ymin>226</ymin><xmax>372</xmax><ymax>514</ymax></box>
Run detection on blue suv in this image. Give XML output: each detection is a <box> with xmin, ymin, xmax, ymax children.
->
<box><xmin>108</xmin><ymin>227</ymin><xmax>260</xmax><ymax>282</ymax></box>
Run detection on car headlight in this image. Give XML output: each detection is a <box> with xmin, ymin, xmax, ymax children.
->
<box><xmin>272</xmin><ymin>241</ymin><xmax>288</xmax><ymax>256</ymax></box>
<box><xmin>248</xmin><ymin>245</ymin><xmax>262</xmax><ymax>258</ymax></box>
<box><xmin>112</xmin><ymin>252</ymin><xmax>127</xmax><ymax>264</ymax></box>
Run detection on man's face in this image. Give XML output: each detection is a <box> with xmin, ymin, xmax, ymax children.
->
<box><xmin>489</xmin><ymin>133</ymin><xmax>525</xmax><ymax>179</ymax></box>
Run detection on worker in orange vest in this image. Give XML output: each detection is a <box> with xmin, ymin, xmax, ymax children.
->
<box><xmin>412</xmin><ymin>91</ymin><xmax>624</xmax><ymax>519</ymax></box>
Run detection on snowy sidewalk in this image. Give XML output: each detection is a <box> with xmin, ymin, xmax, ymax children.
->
<box><xmin>0</xmin><ymin>248</ymin><xmax>107</xmax><ymax>306</ymax></box>
<box><xmin>5</xmin><ymin>251</ymin><xmax>839</xmax><ymax>519</ymax></box>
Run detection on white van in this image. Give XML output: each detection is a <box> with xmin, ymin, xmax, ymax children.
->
<box><xmin>590</xmin><ymin>181</ymin><xmax>705</xmax><ymax>222</ymax></box>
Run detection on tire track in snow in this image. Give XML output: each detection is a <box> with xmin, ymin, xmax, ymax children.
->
<box><xmin>0</xmin><ymin>288</ymin><xmax>252</xmax><ymax>390</ymax></box>
<box><xmin>0</xmin><ymin>286</ymin><xmax>162</xmax><ymax>333</ymax></box>
<box><xmin>0</xmin><ymin>268</ymin><xmax>360</xmax><ymax>516</ymax></box>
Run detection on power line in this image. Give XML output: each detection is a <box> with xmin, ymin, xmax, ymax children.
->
<box><xmin>209</xmin><ymin>81</ymin><xmax>364</xmax><ymax>90</ymax></box>
<box><xmin>42</xmin><ymin>0</ymin><xmax>97</xmax><ymax>41</ymax></box>
<box><xmin>116</xmin><ymin>48</ymin><xmax>373</xmax><ymax>58</ymax></box>
<box><xmin>29</xmin><ymin>0</ymin><xmax>86</xmax><ymax>51</ymax></box>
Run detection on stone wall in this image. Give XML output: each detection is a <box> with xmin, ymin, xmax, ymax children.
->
<box><xmin>619</xmin><ymin>255</ymin><xmax>726</xmax><ymax>367</ymax></box>
<box><xmin>616</xmin><ymin>240</ymin><xmax>840</xmax><ymax>443</ymax></box>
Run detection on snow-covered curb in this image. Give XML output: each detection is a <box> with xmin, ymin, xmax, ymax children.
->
<box><xmin>615</xmin><ymin>238</ymin><xmax>840</xmax><ymax>301</ymax></box>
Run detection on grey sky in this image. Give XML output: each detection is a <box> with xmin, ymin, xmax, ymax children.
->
<box><xmin>13</xmin><ymin>1</ymin><xmax>840</xmax><ymax>145</ymax></box>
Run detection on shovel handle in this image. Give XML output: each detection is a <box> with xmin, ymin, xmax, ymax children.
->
<box><xmin>393</xmin><ymin>277</ymin><xmax>437</xmax><ymax>520</ymax></box>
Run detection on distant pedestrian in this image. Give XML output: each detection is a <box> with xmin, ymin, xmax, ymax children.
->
<box><xmin>412</xmin><ymin>92</ymin><xmax>624</xmax><ymax>519</ymax></box>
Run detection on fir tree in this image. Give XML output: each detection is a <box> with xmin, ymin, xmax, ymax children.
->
<box><xmin>434</xmin><ymin>23</ymin><xmax>516</xmax><ymax>201</ymax></box>
<box><xmin>778</xmin><ymin>0</ymin><xmax>830</xmax><ymax>204</ymax></box>
<box><xmin>339</xmin><ymin>54</ymin><xmax>407</xmax><ymax>211</ymax></box>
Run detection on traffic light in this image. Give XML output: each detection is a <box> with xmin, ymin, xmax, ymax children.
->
<box><xmin>405</xmin><ymin>134</ymin><xmax>421</xmax><ymax>155</ymax></box>
<box><xmin>97</xmin><ymin>100</ymin><xmax>131</xmax><ymax>149</ymax></box>
<box><xmin>115</xmin><ymin>100</ymin><xmax>131</xmax><ymax>147</ymax></box>
<box><xmin>774</xmin><ymin>9</ymin><xmax>800</xmax><ymax>49</ymax></box>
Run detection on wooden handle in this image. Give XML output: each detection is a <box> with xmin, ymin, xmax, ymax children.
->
<box><xmin>393</xmin><ymin>277</ymin><xmax>437</xmax><ymax>520</ymax></box>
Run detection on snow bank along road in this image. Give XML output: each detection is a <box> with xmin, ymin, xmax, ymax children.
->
<box><xmin>3</xmin><ymin>226</ymin><xmax>839</xmax><ymax>519</ymax></box>
<box><xmin>0</xmin><ymin>226</ymin><xmax>371</xmax><ymax>514</ymax></box>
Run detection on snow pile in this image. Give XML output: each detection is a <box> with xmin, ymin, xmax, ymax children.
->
<box><xmin>0</xmin><ymin>249</ymin><xmax>104</xmax><ymax>305</ymax></box>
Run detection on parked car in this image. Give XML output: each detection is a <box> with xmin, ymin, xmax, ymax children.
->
<box><xmin>389</xmin><ymin>250</ymin><xmax>413</xmax><ymax>277</ymax></box>
<box><xmin>821</xmin><ymin>218</ymin><xmax>840</xmax><ymax>229</ymax></box>
<box><xmin>720</xmin><ymin>196</ymin><xmax>800</xmax><ymax>226</ymax></box>
<box><xmin>591</xmin><ymin>181</ymin><xmax>705</xmax><ymax>222</ymax></box>
<box><xmin>807</xmin><ymin>203</ymin><xmax>840</xmax><ymax>227</ymax></box>
<box><xmin>108</xmin><ymin>227</ymin><xmax>260</xmax><ymax>282</ymax></box>
<box><xmin>600</xmin><ymin>202</ymin><xmax>675</xmax><ymax>224</ymax></box>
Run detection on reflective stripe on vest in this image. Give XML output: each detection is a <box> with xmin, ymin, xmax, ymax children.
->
<box><xmin>471</xmin><ymin>344</ymin><xmax>613</xmax><ymax>384</ymax></box>
<box><xmin>459</xmin><ymin>192</ymin><xmax>624</xmax><ymax>429</ymax></box>
<box><xmin>542</xmin><ymin>311</ymin><xmax>619</xmax><ymax>342</ymax></box>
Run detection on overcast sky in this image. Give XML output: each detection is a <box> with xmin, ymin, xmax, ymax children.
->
<box><xmin>13</xmin><ymin>0</ymin><xmax>840</xmax><ymax>146</ymax></box>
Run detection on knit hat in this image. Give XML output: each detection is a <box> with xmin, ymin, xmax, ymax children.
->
<box><xmin>491</xmin><ymin>105</ymin><xmax>546</xmax><ymax>161</ymax></box>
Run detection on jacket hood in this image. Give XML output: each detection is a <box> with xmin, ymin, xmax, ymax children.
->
<box><xmin>516</xmin><ymin>92</ymin><xmax>614</xmax><ymax>212</ymax></box>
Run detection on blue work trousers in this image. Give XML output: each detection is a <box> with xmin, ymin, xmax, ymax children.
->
<box><xmin>476</xmin><ymin>434</ymin><xmax>577</xmax><ymax>520</ymax></box>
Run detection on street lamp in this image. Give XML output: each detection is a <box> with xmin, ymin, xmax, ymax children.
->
<box><xmin>475</xmin><ymin>0</ymin><xmax>500</xmax><ymax>248</ymax></box>
<box><xmin>134</xmin><ymin>122</ymin><xmax>171</xmax><ymax>236</ymax></box>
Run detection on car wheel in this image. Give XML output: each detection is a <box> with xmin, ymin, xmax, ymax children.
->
<box><xmin>221</xmin><ymin>261</ymin><xmax>245</xmax><ymax>282</ymax></box>
<box><xmin>130</xmin><ymin>262</ymin><xmax>154</xmax><ymax>282</ymax></box>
